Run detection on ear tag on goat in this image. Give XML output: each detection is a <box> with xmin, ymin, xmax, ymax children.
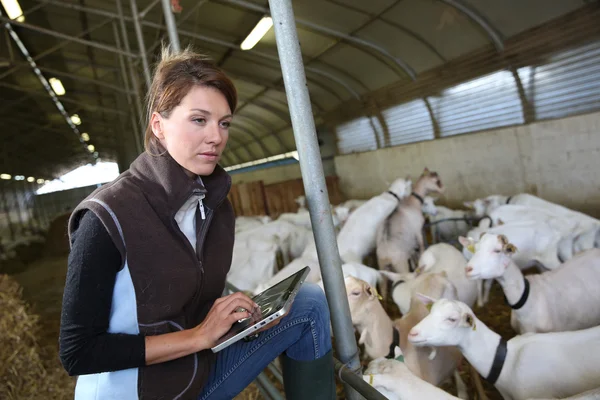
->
<box><xmin>373</xmin><ymin>287</ymin><xmax>384</xmax><ymax>301</ymax></box>
<box><xmin>467</xmin><ymin>244</ymin><xmax>475</xmax><ymax>253</ymax></box>
<box><xmin>369</xmin><ymin>374</ymin><xmax>374</xmax><ymax>385</ymax></box>
<box><xmin>425</xmin><ymin>303</ymin><xmax>433</xmax><ymax>312</ymax></box>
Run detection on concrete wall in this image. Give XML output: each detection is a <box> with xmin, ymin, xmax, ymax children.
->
<box><xmin>334</xmin><ymin>112</ymin><xmax>600</xmax><ymax>217</ymax></box>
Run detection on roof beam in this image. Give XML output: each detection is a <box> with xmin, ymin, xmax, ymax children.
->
<box><xmin>0</xmin><ymin>17</ymin><xmax>139</xmax><ymax>58</ymax></box>
<box><xmin>214</xmin><ymin>0</ymin><xmax>416</xmax><ymax>80</ymax></box>
<box><xmin>0</xmin><ymin>16</ymin><xmax>115</xmax><ymax>81</ymax></box>
<box><xmin>0</xmin><ymin>82</ymin><xmax>128</xmax><ymax>116</ymax></box>
<box><xmin>323</xmin><ymin>0</ymin><xmax>446</xmax><ymax>62</ymax></box>
<box><xmin>438</xmin><ymin>0</ymin><xmax>504</xmax><ymax>51</ymax></box>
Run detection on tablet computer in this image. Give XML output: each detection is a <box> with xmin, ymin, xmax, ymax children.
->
<box><xmin>211</xmin><ymin>266</ymin><xmax>311</xmax><ymax>353</ymax></box>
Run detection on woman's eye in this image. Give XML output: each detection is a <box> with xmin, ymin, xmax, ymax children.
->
<box><xmin>220</xmin><ymin>121</ymin><xmax>231</xmax><ymax>128</ymax></box>
<box><xmin>193</xmin><ymin>118</ymin><xmax>206</xmax><ymax>124</ymax></box>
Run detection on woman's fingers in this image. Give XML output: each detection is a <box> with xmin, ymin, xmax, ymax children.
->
<box><xmin>228</xmin><ymin>311</ymin><xmax>251</xmax><ymax>324</ymax></box>
<box><xmin>219</xmin><ymin>293</ymin><xmax>256</xmax><ymax>315</ymax></box>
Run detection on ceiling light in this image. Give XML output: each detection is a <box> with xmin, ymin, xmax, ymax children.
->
<box><xmin>0</xmin><ymin>173</ymin><xmax>11</xmax><ymax>180</ymax></box>
<box><xmin>240</xmin><ymin>16</ymin><xmax>273</xmax><ymax>51</ymax></box>
<box><xmin>27</xmin><ymin>176</ymin><xmax>35</xmax><ymax>182</ymax></box>
<box><xmin>36</xmin><ymin>178</ymin><xmax>44</xmax><ymax>184</ymax></box>
<box><xmin>14</xmin><ymin>175</ymin><xmax>25</xmax><ymax>180</ymax></box>
<box><xmin>49</xmin><ymin>77</ymin><xmax>65</xmax><ymax>96</ymax></box>
<box><xmin>1</xmin><ymin>0</ymin><xmax>25</xmax><ymax>22</ymax></box>
<box><xmin>44</xmin><ymin>180</ymin><xmax>50</xmax><ymax>184</ymax></box>
<box><xmin>87</xmin><ymin>144</ymin><xmax>95</xmax><ymax>152</ymax></box>
<box><xmin>81</xmin><ymin>132</ymin><xmax>90</xmax><ymax>141</ymax></box>
<box><xmin>70</xmin><ymin>114</ymin><xmax>81</xmax><ymax>125</ymax></box>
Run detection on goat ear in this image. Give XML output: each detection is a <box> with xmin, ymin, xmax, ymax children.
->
<box><xmin>458</xmin><ymin>236</ymin><xmax>472</xmax><ymax>248</ymax></box>
<box><xmin>498</xmin><ymin>234</ymin><xmax>509</xmax><ymax>246</ymax></box>
<box><xmin>463</xmin><ymin>314</ymin><xmax>476</xmax><ymax>331</ymax></box>
<box><xmin>503</xmin><ymin>243</ymin><xmax>518</xmax><ymax>255</ymax></box>
<box><xmin>415</xmin><ymin>292</ymin><xmax>436</xmax><ymax>309</ymax></box>
<box><xmin>463</xmin><ymin>201</ymin><xmax>474</xmax><ymax>209</ymax></box>
<box><xmin>479</xmin><ymin>232</ymin><xmax>486</xmax><ymax>240</ymax></box>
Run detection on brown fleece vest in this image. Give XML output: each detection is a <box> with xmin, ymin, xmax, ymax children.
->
<box><xmin>68</xmin><ymin>151</ymin><xmax>235</xmax><ymax>399</ymax></box>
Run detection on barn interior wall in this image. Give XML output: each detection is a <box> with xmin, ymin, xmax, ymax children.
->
<box><xmin>231</xmin><ymin>126</ymin><xmax>337</xmax><ymax>185</ymax></box>
<box><xmin>334</xmin><ymin>111</ymin><xmax>600</xmax><ymax>217</ymax></box>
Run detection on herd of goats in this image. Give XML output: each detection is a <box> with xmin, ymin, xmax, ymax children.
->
<box><xmin>229</xmin><ymin>168</ymin><xmax>600</xmax><ymax>400</ymax></box>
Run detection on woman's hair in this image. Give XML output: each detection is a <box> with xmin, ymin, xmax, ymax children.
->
<box><xmin>144</xmin><ymin>45</ymin><xmax>238</xmax><ymax>153</ymax></box>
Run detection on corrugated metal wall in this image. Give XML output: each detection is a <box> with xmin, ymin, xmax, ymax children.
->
<box><xmin>333</xmin><ymin>6</ymin><xmax>600</xmax><ymax>155</ymax></box>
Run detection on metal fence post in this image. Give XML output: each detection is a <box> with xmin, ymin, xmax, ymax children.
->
<box><xmin>130</xmin><ymin>0</ymin><xmax>152</xmax><ymax>88</ymax></box>
<box><xmin>160</xmin><ymin>0</ymin><xmax>181</xmax><ymax>52</ymax></box>
<box><xmin>268</xmin><ymin>1</ymin><xmax>363</xmax><ymax>399</ymax></box>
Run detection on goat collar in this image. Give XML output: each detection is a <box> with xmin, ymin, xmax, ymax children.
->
<box><xmin>391</xmin><ymin>279</ymin><xmax>405</xmax><ymax>291</ymax></box>
<box><xmin>385</xmin><ymin>327</ymin><xmax>403</xmax><ymax>362</ymax></box>
<box><xmin>410</xmin><ymin>192</ymin><xmax>424</xmax><ymax>205</ymax></box>
<box><xmin>387</xmin><ymin>190</ymin><xmax>402</xmax><ymax>202</ymax></box>
<box><xmin>504</xmin><ymin>277</ymin><xmax>530</xmax><ymax>310</ymax></box>
<box><xmin>486</xmin><ymin>337</ymin><xmax>508</xmax><ymax>384</ymax></box>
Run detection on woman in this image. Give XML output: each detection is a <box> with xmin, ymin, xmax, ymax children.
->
<box><xmin>59</xmin><ymin>46</ymin><xmax>335</xmax><ymax>400</ymax></box>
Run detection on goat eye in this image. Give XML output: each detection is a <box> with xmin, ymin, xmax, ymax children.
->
<box><xmin>351</xmin><ymin>291</ymin><xmax>360</xmax><ymax>296</ymax></box>
<box><xmin>447</xmin><ymin>317</ymin><xmax>457</xmax><ymax>323</ymax></box>
<box><xmin>493</xmin><ymin>249</ymin><xmax>501</xmax><ymax>253</ymax></box>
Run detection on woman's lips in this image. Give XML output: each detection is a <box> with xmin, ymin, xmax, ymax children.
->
<box><xmin>199</xmin><ymin>152</ymin><xmax>219</xmax><ymax>161</ymax></box>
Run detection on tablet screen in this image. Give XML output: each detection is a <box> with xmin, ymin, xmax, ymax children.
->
<box><xmin>216</xmin><ymin>269</ymin><xmax>306</xmax><ymax>342</ymax></box>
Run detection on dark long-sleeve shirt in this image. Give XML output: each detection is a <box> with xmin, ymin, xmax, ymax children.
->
<box><xmin>59</xmin><ymin>210</ymin><xmax>146</xmax><ymax>376</ymax></box>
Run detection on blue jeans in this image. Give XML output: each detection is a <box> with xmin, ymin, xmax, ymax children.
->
<box><xmin>198</xmin><ymin>283</ymin><xmax>332</xmax><ymax>399</ymax></box>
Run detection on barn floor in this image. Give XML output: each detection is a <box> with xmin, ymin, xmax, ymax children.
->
<box><xmin>11</xmin><ymin>252</ymin><xmax>522</xmax><ymax>399</ymax></box>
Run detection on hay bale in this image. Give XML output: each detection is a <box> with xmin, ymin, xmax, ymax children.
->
<box><xmin>43</xmin><ymin>213</ymin><xmax>71</xmax><ymax>257</ymax></box>
<box><xmin>0</xmin><ymin>274</ymin><xmax>75</xmax><ymax>399</ymax></box>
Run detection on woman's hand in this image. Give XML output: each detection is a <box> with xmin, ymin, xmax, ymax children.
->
<box><xmin>193</xmin><ymin>292</ymin><xmax>258</xmax><ymax>350</ymax></box>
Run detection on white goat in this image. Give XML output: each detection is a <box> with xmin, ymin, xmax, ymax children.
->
<box><xmin>376</xmin><ymin>169</ymin><xmax>444</xmax><ymax>273</ymax></box>
<box><xmin>234</xmin><ymin>215</ymin><xmax>272</xmax><ymax>233</ymax></box>
<box><xmin>464</xmin><ymin>233</ymin><xmax>600</xmax><ymax>334</ymax></box>
<box><xmin>460</xmin><ymin>219</ymin><xmax>564</xmax><ymax>307</ymax></box>
<box><xmin>391</xmin><ymin>243</ymin><xmax>478</xmax><ymax>315</ymax></box>
<box><xmin>465</xmin><ymin>194</ymin><xmax>599</xmax><ymax>226</ymax></box>
<box><xmin>337</xmin><ymin>177</ymin><xmax>412</xmax><ymax>264</ymax></box>
<box><xmin>346</xmin><ymin>276</ymin><xmax>467</xmax><ymax>397</ymax></box>
<box><xmin>363</xmin><ymin>348</ymin><xmax>462</xmax><ymax>400</ymax></box>
<box><xmin>423</xmin><ymin>200</ymin><xmax>474</xmax><ymax>243</ymax></box>
<box><xmin>227</xmin><ymin>238</ymin><xmax>278</xmax><ymax>292</ymax></box>
<box><xmin>408</xmin><ymin>298</ymin><xmax>600</xmax><ymax>400</ymax></box>
<box><xmin>529</xmin><ymin>387</ymin><xmax>600</xmax><ymax>400</ymax></box>
<box><xmin>558</xmin><ymin>226</ymin><xmax>600</xmax><ymax>263</ymax></box>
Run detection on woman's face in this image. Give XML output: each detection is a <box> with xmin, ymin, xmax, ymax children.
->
<box><xmin>151</xmin><ymin>85</ymin><xmax>232</xmax><ymax>177</ymax></box>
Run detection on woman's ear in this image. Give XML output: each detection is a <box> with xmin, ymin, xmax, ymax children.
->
<box><xmin>150</xmin><ymin>112</ymin><xmax>165</xmax><ymax>140</ymax></box>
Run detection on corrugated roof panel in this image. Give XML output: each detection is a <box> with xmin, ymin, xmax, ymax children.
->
<box><xmin>336</xmin><ymin>117</ymin><xmax>380</xmax><ymax>154</ymax></box>
<box><xmin>430</xmin><ymin>70</ymin><xmax>524</xmax><ymax>137</ymax></box>
<box><xmin>381</xmin><ymin>99</ymin><xmax>435</xmax><ymax>146</ymax></box>
<box><xmin>519</xmin><ymin>41</ymin><xmax>600</xmax><ymax>121</ymax></box>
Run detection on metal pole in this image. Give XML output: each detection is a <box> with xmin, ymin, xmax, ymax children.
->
<box><xmin>267</xmin><ymin>2</ymin><xmax>363</xmax><ymax>400</ymax></box>
<box><xmin>23</xmin><ymin>182</ymin><xmax>36</xmax><ymax>233</ymax></box>
<box><xmin>112</xmin><ymin>20</ymin><xmax>144</xmax><ymax>154</ymax></box>
<box><xmin>12</xmin><ymin>184</ymin><xmax>25</xmax><ymax>236</ymax></box>
<box><xmin>130</xmin><ymin>0</ymin><xmax>152</xmax><ymax>88</ymax></box>
<box><xmin>0</xmin><ymin>16</ymin><xmax>138</xmax><ymax>58</ymax></box>
<box><xmin>160</xmin><ymin>0</ymin><xmax>181</xmax><ymax>52</ymax></box>
<box><xmin>256</xmin><ymin>372</ymin><xmax>284</xmax><ymax>400</ymax></box>
<box><xmin>334</xmin><ymin>358</ymin><xmax>388</xmax><ymax>400</ymax></box>
<box><xmin>1</xmin><ymin>185</ymin><xmax>16</xmax><ymax>241</ymax></box>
